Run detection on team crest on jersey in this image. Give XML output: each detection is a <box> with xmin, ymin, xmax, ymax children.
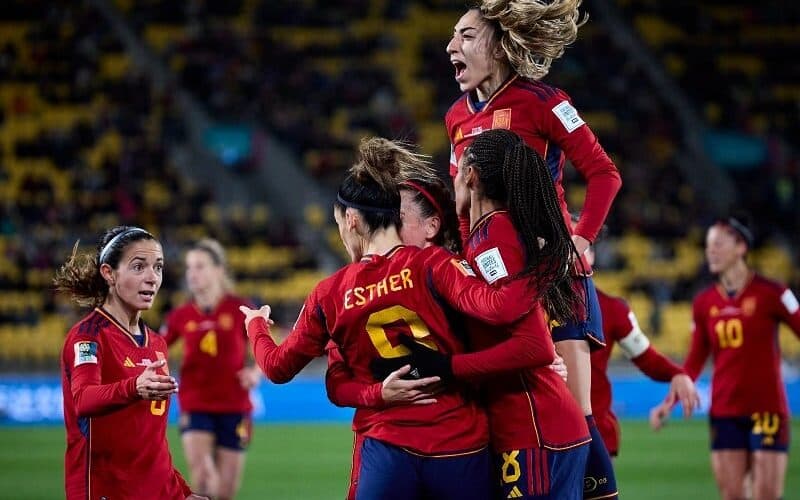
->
<box><xmin>491</xmin><ymin>108</ymin><xmax>511</xmax><ymax>129</ymax></box>
<box><xmin>74</xmin><ymin>341</ymin><xmax>98</xmax><ymax>366</ymax></box>
<box><xmin>219</xmin><ymin>313</ymin><xmax>233</xmax><ymax>330</ymax></box>
<box><xmin>185</xmin><ymin>320</ymin><xmax>197</xmax><ymax>332</ymax></box>
<box><xmin>449</xmin><ymin>258</ymin><xmax>476</xmax><ymax>277</ymax></box>
<box><xmin>741</xmin><ymin>297</ymin><xmax>757</xmax><ymax>316</ymax></box>
<box><xmin>709</xmin><ymin>306</ymin><xmax>719</xmax><ymax>317</ymax></box>
<box><xmin>475</xmin><ymin>247</ymin><xmax>509</xmax><ymax>284</ymax></box>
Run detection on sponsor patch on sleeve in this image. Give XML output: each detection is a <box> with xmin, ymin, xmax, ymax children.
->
<box><xmin>474</xmin><ymin>247</ymin><xmax>509</xmax><ymax>284</ymax></box>
<box><xmin>74</xmin><ymin>341</ymin><xmax>98</xmax><ymax>366</ymax></box>
<box><xmin>781</xmin><ymin>289</ymin><xmax>799</xmax><ymax>314</ymax></box>
<box><xmin>551</xmin><ymin>100</ymin><xmax>585</xmax><ymax>133</ymax></box>
<box><xmin>450</xmin><ymin>258</ymin><xmax>476</xmax><ymax>277</ymax></box>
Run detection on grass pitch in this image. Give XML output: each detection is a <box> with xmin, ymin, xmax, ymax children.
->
<box><xmin>0</xmin><ymin>419</ymin><xmax>797</xmax><ymax>499</ymax></box>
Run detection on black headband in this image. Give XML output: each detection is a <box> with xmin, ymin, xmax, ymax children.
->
<box><xmin>99</xmin><ymin>228</ymin><xmax>150</xmax><ymax>264</ymax></box>
<box><xmin>336</xmin><ymin>193</ymin><xmax>398</xmax><ymax>214</ymax></box>
<box><xmin>726</xmin><ymin>217</ymin><xmax>753</xmax><ymax>247</ymax></box>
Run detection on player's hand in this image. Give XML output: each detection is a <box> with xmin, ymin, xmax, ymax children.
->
<box><xmin>668</xmin><ymin>374</ymin><xmax>700</xmax><ymax>419</ymax></box>
<box><xmin>549</xmin><ymin>354</ymin><xmax>568</xmax><ymax>382</ymax></box>
<box><xmin>136</xmin><ymin>359</ymin><xmax>178</xmax><ymax>400</ymax></box>
<box><xmin>571</xmin><ymin>234</ymin><xmax>591</xmax><ymax>257</ymax></box>
<box><xmin>381</xmin><ymin>365</ymin><xmax>443</xmax><ymax>406</ymax></box>
<box><xmin>397</xmin><ymin>335</ymin><xmax>454</xmax><ymax>382</ymax></box>
<box><xmin>239</xmin><ymin>305</ymin><xmax>273</xmax><ymax>332</ymax></box>
<box><xmin>649</xmin><ymin>400</ymin><xmax>671</xmax><ymax>431</ymax></box>
<box><xmin>237</xmin><ymin>365</ymin><xmax>261</xmax><ymax>389</ymax></box>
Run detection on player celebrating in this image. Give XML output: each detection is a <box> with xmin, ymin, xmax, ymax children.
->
<box><xmin>651</xmin><ymin>216</ymin><xmax>800</xmax><ymax>500</ymax></box>
<box><xmin>444</xmin><ymin>2</ymin><xmax>622</xmax><ymax>497</ymax></box>
<box><xmin>582</xmin><ymin>227</ymin><xmax>699</xmax><ymax>459</ymax></box>
<box><xmin>54</xmin><ymin>226</ymin><xmax>205</xmax><ymax>500</ymax></box>
<box><xmin>242</xmin><ymin>137</ymin><xmax>574</xmax><ymax>499</ymax></box>
<box><xmin>161</xmin><ymin>239</ymin><xmax>259</xmax><ymax>500</ymax></box>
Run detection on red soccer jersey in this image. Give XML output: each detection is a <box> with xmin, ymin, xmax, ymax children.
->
<box><xmin>591</xmin><ymin>289</ymin><xmax>683</xmax><ymax>454</ymax></box>
<box><xmin>162</xmin><ymin>294</ymin><xmax>254</xmax><ymax>413</ymax></box>
<box><xmin>685</xmin><ymin>273</ymin><xmax>800</xmax><ymax>417</ymax></box>
<box><xmin>251</xmin><ymin>244</ymin><xmax>541</xmax><ymax>455</ymax></box>
<box><xmin>445</xmin><ymin>75</ymin><xmax>621</xmax><ymax>271</ymax></box>
<box><xmin>61</xmin><ymin>308</ymin><xmax>191</xmax><ymax>500</ymax></box>
<box><xmin>462</xmin><ymin>210</ymin><xmax>590</xmax><ymax>452</ymax></box>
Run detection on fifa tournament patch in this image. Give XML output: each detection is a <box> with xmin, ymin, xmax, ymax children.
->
<box><xmin>474</xmin><ymin>247</ymin><xmax>508</xmax><ymax>284</ymax></box>
<box><xmin>551</xmin><ymin>100</ymin><xmax>585</xmax><ymax>133</ymax></box>
<box><xmin>781</xmin><ymin>289</ymin><xmax>799</xmax><ymax>314</ymax></box>
<box><xmin>74</xmin><ymin>341</ymin><xmax>98</xmax><ymax>366</ymax></box>
<box><xmin>450</xmin><ymin>258</ymin><xmax>476</xmax><ymax>277</ymax></box>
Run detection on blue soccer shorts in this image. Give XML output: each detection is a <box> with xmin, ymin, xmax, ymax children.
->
<box><xmin>710</xmin><ymin>413</ymin><xmax>790</xmax><ymax>452</ymax></box>
<box><xmin>179</xmin><ymin>412</ymin><xmax>252</xmax><ymax>451</ymax></box>
<box><xmin>551</xmin><ymin>277</ymin><xmax>605</xmax><ymax>351</ymax></box>
<box><xmin>494</xmin><ymin>444</ymin><xmax>590</xmax><ymax>500</ymax></box>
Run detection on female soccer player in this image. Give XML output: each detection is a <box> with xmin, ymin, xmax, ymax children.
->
<box><xmin>54</xmin><ymin>226</ymin><xmax>206</xmax><ymax>500</ymax></box>
<box><xmin>444</xmin><ymin>2</ymin><xmax>622</xmax><ymax>497</ymax></box>
<box><xmin>652</xmin><ymin>217</ymin><xmax>800</xmax><ymax>500</ymax></box>
<box><xmin>161</xmin><ymin>239</ymin><xmax>259</xmax><ymax>500</ymax></box>
<box><xmin>241</xmin><ymin>137</ymin><xmax>568</xmax><ymax>499</ymax></box>
<box><xmin>583</xmin><ymin>235</ymin><xmax>699</xmax><ymax>459</ymax></box>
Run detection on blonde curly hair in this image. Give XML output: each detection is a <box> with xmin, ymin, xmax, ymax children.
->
<box><xmin>478</xmin><ymin>0</ymin><xmax>587</xmax><ymax>80</ymax></box>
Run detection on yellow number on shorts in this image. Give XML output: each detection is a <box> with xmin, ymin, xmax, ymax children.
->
<box><xmin>500</xmin><ymin>450</ymin><xmax>521</xmax><ymax>483</ymax></box>
<box><xmin>150</xmin><ymin>400</ymin><xmax>166</xmax><ymax>416</ymax></box>
<box><xmin>200</xmin><ymin>330</ymin><xmax>218</xmax><ymax>357</ymax></box>
<box><xmin>751</xmin><ymin>412</ymin><xmax>780</xmax><ymax>445</ymax></box>
<box><xmin>366</xmin><ymin>306</ymin><xmax>437</xmax><ymax>358</ymax></box>
<box><xmin>714</xmin><ymin>319</ymin><xmax>743</xmax><ymax>349</ymax></box>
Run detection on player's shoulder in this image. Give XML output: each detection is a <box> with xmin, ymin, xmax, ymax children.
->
<box><xmin>467</xmin><ymin>210</ymin><xmax>516</xmax><ymax>252</ymax></box>
<box><xmin>597</xmin><ymin>288</ymin><xmax>629</xmax><ymax>312</ymax></box>
<box><xmin>67</xmin><ymin>308</ymin><xmax>111</xmax><ymax>340</ymax></box>
<box><xmin>510</xmin><ymin>77</ymin><xmax>570</xmax><ymax>104</ymax></box>
<box><xmin>445</xmin><ymin>93</ymin><xmax>470</xmax><ymax>120</ymax></box>
<box><xmin>749</xmin><ymin>273</ymin><xmax>787</xmax><ymax>295</ymax></box>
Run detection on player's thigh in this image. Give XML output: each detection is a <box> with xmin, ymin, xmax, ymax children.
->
<box><xmin>711</xmin><ymin>450</ymin><xmax>749</xmax><ymax>496</ymax></box>
<box><xmin>355</xmin><ymin>438</ymin><xmax>421</xmax><ymax>500</ymax></box>
<box><xmin>421</xmin><ymin>448</ymin><xmax>491</xmax><ymax>500</ymax></box>
<box><xmin>180</xmin><ymin>413</ymin><xmax>217</xmax><ymax>468</ymax></box>
<box><xmin>751</xmin><ymin>450</ymin><xmax>788</xmax><ymax>499</ymax></box>
<box><xmin>215</xmin><ymin>447</ymin><xmax>245</xmax><ymax>497</ymax></box>
<box><xmin>554</xmin><ymin>339</ymin><xmax>592</xmax><ymax>413</ymax></box>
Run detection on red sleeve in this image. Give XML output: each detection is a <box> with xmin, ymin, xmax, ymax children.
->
<box><xmin>542</xmin><ymin>91</ymin><xmax>621</xmax><ymax>242</ymax></box>
<box><xmin>683</xmin><ymin>299</ymin><xmax>710</xmax><ymax>380</ymax></box>
<box><xmin>325</xmin><ymin>344</ymin><xmax>384</xmax><ymax>409</ymax></box>
<box><xmin>631</xmin><ymin>346</ymin><xmax>684</xmax><ymax>382</ymax></box>
<box><xmin>249</xmin><ymin>290</ymin><xmax>329</xmax><ymax>384</ymax></box>
<box><xmin>774</xmin><ymin>286</ymin><xmax>800</xmax><ymax>338</ymax></box>
<box><xmin>174</xmin><ymin>468</ymin><xmax>192</xmax><ymax>497</ymax></box>
<box><xmin>65</xmin><ymin>337</ymin><xmax>140</xmax><ymax>417</ymax></box>
<box><xmin>160</xmin><ymin>312</ymin><xmax>180</xmax><ymax>346</ymax></box>
<box><xmin>428</xmin><ymin>249</ymin><xmax>535</xmax><ymax>325</ymax></box>
<box><xmin>451</xmin><ymin>305</ymin><xmax>555</xmax><ymax>380</ymax></box>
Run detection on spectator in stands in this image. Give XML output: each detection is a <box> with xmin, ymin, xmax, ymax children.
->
<box><xmin>444</xmin><ymin>2</ymin><xmax>622</xmax><ymax>497</ymax></box>
<box><xmin>651</xmin><ymin>215</ymin><xmax>800</xmax><ymax>500</ymax></box>
<box><xmin>54</xmin><ymin>225</ymin><xmax>206</xmax><ymax>500</ymax></box>
<box><xmin>161</xmin><ymin>238</ymin><xmax>259</xmax><ymax>500</ymax></box>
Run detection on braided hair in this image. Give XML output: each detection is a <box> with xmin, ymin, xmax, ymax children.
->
<box><xmin>464</xmin><ymin>129</ymin><xmax>581</xmax><ymax>323</ymax></box>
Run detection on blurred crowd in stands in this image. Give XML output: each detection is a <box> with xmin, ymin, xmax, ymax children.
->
<box><xmin>0</xmin><ymin>0</ymin><xmax>797</xmax><ymax>367</ymax></box>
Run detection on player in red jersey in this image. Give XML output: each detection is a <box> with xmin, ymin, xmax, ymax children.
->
<box><xmin>581</xmin><ymin>231</ymin><xmax>699</xmax><ymax>459</ymax></box>
<box><xmin>651</xmin><ymin>217</ymin><xmax>800</xmax><ymax>500</ymax></box>
<box><xmin>241</xmin><ymin>137</ymin><xmax>571</xmax><ymax>499</ymax></box>
<box><xmin>54</xmin><ymin>226</ymin><xmax>205</xmax><ymax>500</ymax></box>
<box><xmin>161</xmin><ymin>239</ymin><xmax>259</xmax><ymax>500</ymax></box>
<box><xmin>443</xmin><ymin>3</ymin><xmax>621</xmax><ymax>497</ymax></box>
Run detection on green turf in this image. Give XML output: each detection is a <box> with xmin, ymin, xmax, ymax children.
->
<box><xmin>0</xmin><ymin>420</ymin><xmax>797</xmax><ymax>499</ymax></box>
